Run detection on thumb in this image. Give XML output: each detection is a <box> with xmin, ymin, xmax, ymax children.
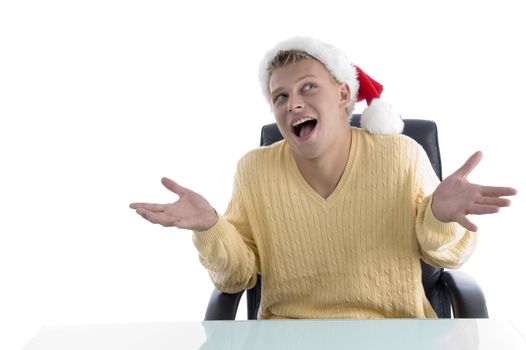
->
<box><xmin>161</xmin><ymin>177</ymin><xmax>188</xmax><ymax>195</ymax></box>
<box><xmin>452</xmin><ymin>151</ymin><xmax>483</xmax><ymax>178</ymax></box>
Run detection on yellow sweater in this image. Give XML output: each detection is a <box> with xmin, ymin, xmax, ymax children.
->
<box><xmin>193</xmin><ymin>128</ymin><xmax>477</xmax><ymax>319</ymax></box>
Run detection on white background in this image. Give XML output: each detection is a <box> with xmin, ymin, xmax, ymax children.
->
<box><xmin>1</xmin><ymin>0</ymin><xmax>525</xmax><ymax>348</ymax></box>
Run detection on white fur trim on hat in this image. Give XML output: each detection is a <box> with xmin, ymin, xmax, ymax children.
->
<box><xmin>361</xmin><ymin>99</ymin><xmax>404</xmax><ymax>134</ymax></box>
<box><xmin>258</xmin><ymin>36</ymin><xmax>359</xmax><ymax>108</ymax></box>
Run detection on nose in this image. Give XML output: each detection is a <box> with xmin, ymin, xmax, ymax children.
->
<box><xmin>287</xmin><ymin>94</ymin><xmax>304</xmax><ymax>113</ymax></box>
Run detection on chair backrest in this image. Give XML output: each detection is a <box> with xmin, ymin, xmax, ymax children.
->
<box><xmin>248</xmin><ymin>115</ymin><xmax>452</xmax><ymax>318</ymax></box>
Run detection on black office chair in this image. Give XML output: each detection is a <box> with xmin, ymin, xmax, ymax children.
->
<box><xmin>205</xmin><ymin>115</ymin><xmax>489</xmax><ymax>320</ymax></box>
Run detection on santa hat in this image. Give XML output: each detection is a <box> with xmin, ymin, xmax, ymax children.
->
<box><xmin>259</xmin><ymin>36</ymin><xmax>404</xmax><ymax>135</ymax></box>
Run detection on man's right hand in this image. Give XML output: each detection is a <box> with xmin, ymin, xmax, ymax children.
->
<box><xmin>130</xmin><ymin>177</ymin><xmax>218</xmax><ymax>231</ymax></box>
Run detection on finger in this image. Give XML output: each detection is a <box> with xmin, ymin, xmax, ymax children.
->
<box><xmin>161</xmin><ymin>177</ymin><xmax>188</xmax><ymax>195</ymax></box>
<box><xmin>134</xmin><ymin>209</ymin><xmax>155</xmax><ymax>223</ymax></box>
<box><xmin>129</xmin><ymin>202</ymin><xmax>165</xmax><ymax>212</ymax></box>
<box><xmin>467</xmin><ymin>204</ymin><xmax>500</xmax><ymax>215</ymax></box>
<box><xmin>457</xmin><ymin>216</ymin><xmax>478</xmax><ymax>232</ymax></box>
<box><xmin>475</xmin><ymin>197</ymin><xmax>512</xmax><ymax>207</ymax></box>
<box><xmin>452</xmin><ymin>151</ymin><xmax>483</xmax><ymax>178</ymax></box>
<box><xmin>139</xmin><ymin>210</ymin><xmax>174</xmax><ymax>227</ymax></box>
<box><xmin>135</xmin><ymin>208</ymin><xmax>154</xmax><ymax>217</ymax></box>
<box><xmin>137</xmin><ymin>212</ymin><xmax>152</xmax><ymax>222</ymax></box>
<box><xmin>480</xmin><ymin>186</ymin><xmax>518</xmax><ymax>197</ymax></box>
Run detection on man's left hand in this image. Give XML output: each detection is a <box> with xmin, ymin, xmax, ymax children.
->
<box><xmin>431</xmin><ymin>151</ymin><xmax>517</xmax><ymax>232</ymax></box>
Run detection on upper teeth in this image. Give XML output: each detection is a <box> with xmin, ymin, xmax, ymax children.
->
<box><xmin>292</xmin><ymin>117</ymin><xmax>315</xmax><ymax>128</ymax></box>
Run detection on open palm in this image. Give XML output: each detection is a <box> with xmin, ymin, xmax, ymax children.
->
<box><xmin>431</xmin><ymin>151</ymin><xmax>517</xmax><ymax>232</ymax></box>
<box><xmin>130</xmin><ymin>177</ymin><xmax>218</xmax><ymax>231</ymax></box>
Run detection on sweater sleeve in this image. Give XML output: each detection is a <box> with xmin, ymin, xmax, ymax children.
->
<box><xmin>192</xmin><ymin>162</ymin><xmax>259</xmax><ymax>293</ymax></box>
<box><xmin>413</xmin><ymin>145</ymin><xmax>477</xmax><ymax>269</ymax></box>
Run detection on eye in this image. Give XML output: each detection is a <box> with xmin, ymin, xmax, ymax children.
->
<box><xmin>303</xmin><ymin>83</ymin><xmax>316</xmax><ymax>91</ymax></box>
<box><xmin>273</xmin><ymin>93</ymin><xmax>288</xmax><ymax>104</ymax></box>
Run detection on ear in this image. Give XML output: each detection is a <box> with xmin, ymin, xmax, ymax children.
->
<box><xmin>338</xmin><ymin>83</ymin><xmax>351</xmax><ymax>108</ymax></box>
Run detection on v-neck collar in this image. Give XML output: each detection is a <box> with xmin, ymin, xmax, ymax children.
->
<box><xmin>285</xmin><ymin>128</ymin><xmax>361</xmax><ymax>211</ymax></box>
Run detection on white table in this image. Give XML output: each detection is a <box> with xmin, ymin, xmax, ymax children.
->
<box><xmin>24</xmin><ymin>319</ymin><xmax>526</xmax><ymax>349</ymax></box>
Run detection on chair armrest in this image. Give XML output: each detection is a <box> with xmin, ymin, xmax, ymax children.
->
<box><xmin>204</xmin><ymin>288</ymin><xmax>244</xmax><ymax>320</ymax></box>
<box><xmin>441</xmin><ymin>270</ymin><xmax>489</xmax><ymax>318</ymax></box>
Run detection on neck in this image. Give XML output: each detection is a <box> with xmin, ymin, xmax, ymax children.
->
<box><xmin>293</xmin><ymin>128</ymin><xmax>352</xmax><ymax>199</ymax></box>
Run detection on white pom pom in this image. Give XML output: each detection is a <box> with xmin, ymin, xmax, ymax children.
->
<box><xmin>360</xmin><ymin>99</ymin><xmax>404</xmax><ymax>135</ymax></box>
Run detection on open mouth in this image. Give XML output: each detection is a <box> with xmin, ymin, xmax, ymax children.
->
<box><xmin>292</xmin><ymin>117</ymin><xmax>318</xmax><ymax>140</ymax></box>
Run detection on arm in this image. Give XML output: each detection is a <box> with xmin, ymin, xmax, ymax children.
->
<box><xmin>416</xmin><ymin>194</ymin><xmax>476</xmax><ymax>269</ymax></box>
<box><xmin>192</xmin><ymin>172</ymin><xmax>259</xmax><ymax>293</ymax></box>
<box><xmin>415</xmin><ymin>148</ymin><xmax>517</xmax><ymax>268</ymax></box>
<box><xmin>130</xmin><ymin>168</ymin><xmax>259</xmax><ymax>294</ymax></box>
<box><xmin>414</xmin><ymin>146</ymin><xmax>475</xmax><ymax>269</ymax></box>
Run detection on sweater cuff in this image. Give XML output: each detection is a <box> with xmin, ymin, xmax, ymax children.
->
<box><xmin>192</xmin><ymin>214</ymin><xmax>230</xmax><ymax>251</ymax></box>
<box><xmin>420</xmin><ymin>195</ymin><xmax>465</xmax><ymax>251</ymax></box>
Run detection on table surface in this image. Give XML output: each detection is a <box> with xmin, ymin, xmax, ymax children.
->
<box><xmin>23</xmin><ymin>319</ymin><xmax>526</xmax><ymax>350</ymax></box>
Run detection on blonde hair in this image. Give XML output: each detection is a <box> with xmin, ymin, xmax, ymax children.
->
<box><xmin>267</xmin><ymin>50</ymin><xmax>317</xmax><ymax>74</ymax></box>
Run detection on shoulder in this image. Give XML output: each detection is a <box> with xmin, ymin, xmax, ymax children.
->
<box><xmin>355</xmin><ymin>127</ymin><xmax>422</xmax><ymax>153</ymax></box>
<box><xmin>354</xmin><ymin>128</ymin><xmax>425</xmax><ymax>171</ymax></box>
<box><xmin>236</xmin><ymin>140</ymin><xmax>287</xmax><ymax>173</ymax></box>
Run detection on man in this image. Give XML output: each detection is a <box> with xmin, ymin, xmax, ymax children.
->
<box><xmin>130</xmin><ymin>37</ymin><xmax>517</xmax><ymax>319</ymax></box>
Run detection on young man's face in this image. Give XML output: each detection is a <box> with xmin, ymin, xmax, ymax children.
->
<box><xmin>268</xmin><ymin>58</ymin><xmax>350</xmax><ymax>161</ymax></box>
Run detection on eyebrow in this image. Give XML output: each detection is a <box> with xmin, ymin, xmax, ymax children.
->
<box><xmin>270</xmin><ymin>74</ymin><xmax>317</xmax><ymax>99</ymax></box>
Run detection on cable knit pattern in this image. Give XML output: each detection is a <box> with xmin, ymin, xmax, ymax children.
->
<box><xmin>192</xmin><ymin>128</ymin><xmax>477</xmax><ymax>319</ymax></box>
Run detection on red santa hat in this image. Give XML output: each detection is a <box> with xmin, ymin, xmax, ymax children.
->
<box><xmin>259</xmin><ymin>36</ymin><xmax>404</xmax><ymax>135</ymax></box>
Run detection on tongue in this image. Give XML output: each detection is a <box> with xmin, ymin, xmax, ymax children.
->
<box><xmin>299</xmin><ymin>123</ymin><xmax>314</xmax><ymax>139</ymax></box>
